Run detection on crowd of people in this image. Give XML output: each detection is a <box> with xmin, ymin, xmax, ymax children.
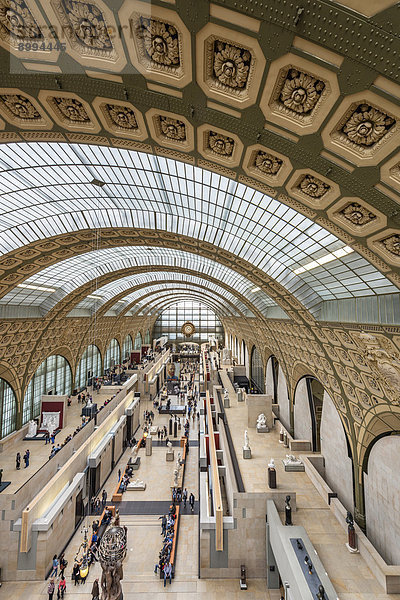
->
<box><xmin>155</xmin><ymin>504</ymin><xmax>177</xmax><ymax>586</ymax></box>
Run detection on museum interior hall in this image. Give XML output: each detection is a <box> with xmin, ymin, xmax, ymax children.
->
<box><xmin>0</xmin><ymin>0</ymin><xmax>400</xmax><ymax>598</ymax></box>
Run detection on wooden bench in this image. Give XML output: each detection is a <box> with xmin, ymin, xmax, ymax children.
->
<box><xmin>90</xmin><ymin>505</ymin><xmax>115</xmax><ymax>548</ymax></box>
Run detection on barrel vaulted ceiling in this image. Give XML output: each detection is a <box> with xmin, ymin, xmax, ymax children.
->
<box><xmin>0</xmin><ymin>0</ymin><xmax>399</xmax><ymax>321</ymax></box>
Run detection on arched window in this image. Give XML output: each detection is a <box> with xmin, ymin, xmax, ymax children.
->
<box><xmin>0</xmin><ymin>378</ymin><xmax>17</xmax><ymax>439</ymax></box>
<box><xmin>144</xmin><ymin>329</ymin><xmax>151</xmax><ymax>345</ymax></box>
<box><xmin>122</xmin><ymin>334</ymin><xmax>133</xmax><ymax>360</ymax></box>
<box><xmin>134</xmin><ymin>331</ymin><xmax>142</xmax><ymax>350</ymax></box>
<box><xmin>104</xmin><ymin>338</ymin><xmax>121</xmax><ymax>370</ymax></box>
<box><xmin>75</xmin><ymin>345</ymin><xmax>101</xmax><ymax>389</ymax></box>
<box><xmin>23</xmin><ymin>355</ymin><xmax>72</xmax><ymax>425</ymax></box>
<box><xmin>250</xmin><ymin>346</ymin><xmax>264</xmax><ymax>393</ymax></box>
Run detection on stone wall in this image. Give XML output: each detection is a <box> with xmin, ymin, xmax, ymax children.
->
<box><xmin>277</xmin><ymin>365</ymin><xmax>290</xmax><ymax>431</ymax></box>
<box><xmin>293</xmin><ymin>377</ymin><xmax>312</xmax><ymax>443</ymax></box>
<box><xmin>365</xmin><ymin>436</ymin><xmax>400</xmax><ymax>565</ymax></box>
<box><xmin>320</xmin><ymin>390</ymin><xmax>354</xmax><ymax>513</ymax></box>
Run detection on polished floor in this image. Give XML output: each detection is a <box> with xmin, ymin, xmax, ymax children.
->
<box><xmin>0</xmin><ymin>371</ymin><xmax>398</xmax><ymax>598</ymax></box>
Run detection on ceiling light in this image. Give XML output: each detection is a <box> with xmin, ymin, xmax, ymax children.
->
<box><xmin>17</xmin><ymin>283</ymin><xmax>56</xmax><ymax>292</ymax></box>
<box><xmin>293</xmin><ymin>246</ymin><xmax>354</xmax><ymax>275</ymax></box>
<box><xmin>251</xmin><ymin>287</ymin><xmax>260</xmax><ymax>292</ymax></box>
<box><xmin>117</xmin><ymin>300</ymin><xmax>126</xmax><ymax>303</ymax></box>
<box><xmin>90</xmin><ymin>178</ymin><xmax>106</xmax><ymax>187</ymax></box>
<box><xmin>88</xmin><ymin>294</ymin><xmax>103</xmax><ymax>300</ymax></box>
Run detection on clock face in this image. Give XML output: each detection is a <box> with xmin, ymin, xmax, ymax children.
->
<box><xmin>181</xmin><ymin>322</ymin><xmax>195</xmax><ymax>337</ymax></box>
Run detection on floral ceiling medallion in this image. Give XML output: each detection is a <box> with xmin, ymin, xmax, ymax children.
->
<box><xmin>0</xmin><ymin>0</ymin><xmax>42</xmax><ymax>41</ymax></box>
<box><xmin>340</xmin><ymin>202</ymin><xmax>376</xmax><ymax>227</ymax></box>
<box><xmin>254</xmin><ymin>151</ymin><xmax>282</xmax><ymax>175</ymax></box>
<box><xmin>207</xmin><ymin>131</ymin><xmax>234</xmax><ymax>157</ymax></box>
<box><xmin>0</xmin><ymin>89</ymin><xmax>51</xmax><ymax>129</ymax></box>
<box><xmin>54</xmin><ymin>97</ymin><xmax>90</xmax><ymax>123</ymax></box>
<box><xmin>0</xmin><ymin>93</ymin><xmax>40</xmax><ymax>120</ymax></box>
<box><xmin>213</xmin><ymin>41</ymin><xmax>251</xmax><ymax>90</ymax></box>
<box><xmin>107</xmin><ymin>104</ymin><xmax>137</xmax><ymax>130</ymax></box>
<box><xmin>381</xmin><ymin>234</ymin><xmax>400</xmax><ymax>257</ymax></box>
<box><xmin>342</xmin><ymin>104</ymin><xmax>395</xmax><ymax>147</ymax></box>
<box><xmin>280</xmin><ymin>69</ymin><xmax>325</xmax><ymax>115</ymax></box>
<box><xmin>269</xmin><ymin>66</ymin><xmax>327</xmax><ymax>126</ymax></box>
<box><xmin>158</xmin><ymin>115</ymin><xmax>186</xmax><ymax>142</ymax></box>
<box><xmin>197</xmin><ymin>23</ymin><xmax>265</xmax><ymax>108</ymax></box>
<box><xmin>119</xmin><ymin>1</ymin><xmax>191</xmax><ymax>87</ymax></box>
<box><xmin>40</xmin><ymin>91</ymin><xmax>100</xmax><ymax>132</ymax></box>
<box><xmin>298</xmin><ymin>174</ymin><xmax>330</xmax><ymax>198</ymax></box>
<box><xmin>48</xmin><ymin>0</ymin><xmax>125</xmax><ymax>69</ymax></box>
<box><xmin>138</xmin><ymin>17</ymin><xmax>179</xmax><ymax>68</ymax></box>
<box><xmin>324</xmin><ymin>92</ymin><xmax>399</xmax><ymax>164</ymax></box>
<box><xmin>93</xmin><ymin>97</ymin><xmax>146</xmax><ymax>140</ymax></box>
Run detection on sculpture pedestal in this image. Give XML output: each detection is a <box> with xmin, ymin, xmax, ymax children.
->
<box><xmin>224</xmin><ymin>396</ymin><xmax>230</xmax><ymax>408</ymax></box>
<box><xmin>166</xmin><ymin>450</ymin><xmax>174</xmax><ymax>461</ymax></box>
<box><xmin>268</xmin><ymin>468</ymin><xmax>276</xmax><ymax>489</ymax></box>
<box><xmin>145</xmin><ymin>436</ymin><xmax>152</xmax><ymax>456</ymax></box>
<box><xmin>346</xmin><ymin>529</ymin><xmax>359</xmax><ymax>553</ymax></box>
<box><xmin>128</xmin><ymin>456</ymin><xmax>140</xmax><ymax>470</ymax></box>
<box><xmin>282</xmin><ymin>458</ymin><xmax>305</xmax><ymax>472</ymax></box>
<box><xmin>257</xmin><ymin>426</ymin><xmax>269</xmax><ymax>433</ymax></box>
<box><xmin>243</xmin><ymin>447</ymin><xmax>251</xmax><ymax>459</ymax></box>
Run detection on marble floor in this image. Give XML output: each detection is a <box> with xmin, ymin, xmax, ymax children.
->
<box><xmin>0</xmin><ymin>369</ymin><xmax>398</xmax><ymax>598</ymax></box>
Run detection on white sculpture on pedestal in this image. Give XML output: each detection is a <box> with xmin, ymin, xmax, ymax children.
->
<box><xmin>131</xmin><ymin>443</ymin><xmax>139</xmax><ymax>460</ymax></box>
<box><xmin>27</xmin><ymin>420</ymin><xmax>37</xmax><ymax>438</ymax></box>
<box><xmin>268</xmin><ymin>458</ymin><xmax>275</xmax><ymax>469</ymax></box>
<box><xmin>256</xmin><ymin>413</ymin><xmax>268</xmax><ymax>429</ymax></box>
<box><xmin>244</xmin><ymin>430</ymin><xmax>250</xmax><ymax>450</ymax></box>
<box><xmin>173</xmin><ymin>468</ymin><xmax>179</xmax><ymax>487</ymax></box>
<box><xmin>41</xmin><ymin>411</ymin><xmax>60</xmax><ymax>437</ymax></box>
<box><xmin>167</xmin><ymin>441</ymin><xmax>173</xmax><ymax>452</ymax></box>
<box><xmin>176</xmin><ymin>453</ymin><xmax>182</xmax><ymax>471</ymax></box>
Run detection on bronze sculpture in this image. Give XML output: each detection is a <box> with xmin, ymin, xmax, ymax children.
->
<box><xmin>99</xmin><ymin>526</ymin><xmax>127</xmax><ymax>600</ymax></box>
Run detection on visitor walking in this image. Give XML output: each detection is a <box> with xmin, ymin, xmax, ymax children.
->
<box><xmin>23</xmin><ymin>449</ymin><xmax>30</xmax><ymax>468</ymax></box>
<box><xmin>189</xmin><ymin>492</ymin><xmax>195</xmax><ymax>512</ymax></box>
<box><xmin>50</xmin><ymin>554</ymin><xmax>59</xmax><ymax>578</ymax></box>
<box><xmin>91</xmin><ymin>578</ymin><xmax>100</xmax><ymax>599</ymax></box>
<box><xmin>16</xmin><ymin>452</ymin><xmax>21</xmax><ymax>470</ymax></box>
<box><xmin>163</xmin><ymin>561</ymin><xmax>172</xmax><ymax>587</ymax></box>
<box><xmin>101</xmin><ymin>489</ymin><xmax>107</xmax><ymax>507</ymax></box>
<box><xmin>183</xmin><ymin>488</ymin><xmax>188</xmax><ymax>508</ymax></box>
<box><xmin>57</xmin><ymin>575</ymin><xmax>66</xmax><ymax>598</ymax></box>
<box><xmin>47</xmin><ymin>579</ymin><xmax>55</xmax><ymax>600</ymax></box>
<box><xmin>159</xmin><ymin>514</ymin><xmax>167</xmax><ymax>536</ymax></box>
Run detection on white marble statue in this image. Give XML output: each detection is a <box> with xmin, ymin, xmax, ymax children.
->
<box><xmin>173</xmin><ymin>468</ymin><xmax>179</xmax><ymax>487</ymax></box>
<box><xmin>131</xmin><ymin>443</ymin><xmax>139</xmax><ymax>460</ymax></box>
<box><xmin>132</xmin><ymin>478</ymin><xmax>144</xmax><ymax>486</ymax></box>
<box><xmin>285</xmin><ymin>454</ymin><xmax>298</xmax><ymax>463</ymax></box>
<box><xmin>268</xmin><ymin>458</ymin><xmax>275</xmax><ymax>469</ymax></box>
<box><xmin>256</xmin><ymin>413</ymin><xmax>267</xmax><ymax>428</ymax></box>
<box><xmin>222</xmin><ymin>347</ymin><xmax>230</xmax><ymax>361</ymax></box>
<box><xmin>41</xmin><ymin>411</ymin><xmax>60</xmax><ymax>437</ymax></box>
<box><xmin>224</xmin><ymin>388</ymin><xmax>229</xmax><ymax>400</ymax></box>
<box><xmin>176</xmin><ymin>453</ymin><xmax>182</xmax><ymax>470</ymax></box>
<box><xmin>27</xmin><ymin>420</ymin><xmax>37</xmax><ymax>438</ymax></box>
<box><xmin>244</xmin><ymin>429</ymin><xmax>250</xmax><ymax>450</ymax></box>
<box><xmin>167</xmin><ymin>440</ymin><xmax>173</xmax><ymax>452</ymax></box>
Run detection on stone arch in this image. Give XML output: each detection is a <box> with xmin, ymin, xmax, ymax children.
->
<box><xmin>364</xmin><ymin>433</ymin><xmax>400</xmax><ymax>565</ymax></box>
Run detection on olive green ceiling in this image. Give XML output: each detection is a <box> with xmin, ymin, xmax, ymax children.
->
<box><xmin>0</xmin><ymin>0</ymin><xmax>400</xmax><ymax>319</ymax></box>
